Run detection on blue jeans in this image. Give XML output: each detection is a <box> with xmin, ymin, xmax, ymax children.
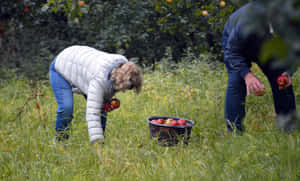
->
<box><xmin>224</xmin><ymin>60</ymin><xmax>296</xmax><ymax>132</ymax></box>
<box><xmin>49</xmin><ymin>59</ymin><xmax>107</xmax><ymax>132</ymax></box>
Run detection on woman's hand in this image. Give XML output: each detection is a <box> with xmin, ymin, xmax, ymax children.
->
<box><xmin>101</xmin><ymin>98</ymin><xmax>120</xmax><ymax>112</ymax></box>
<box><xmin>244</xmin><ymin>72</ymin><xmax>265</xmax><ymax>96</ymax></box>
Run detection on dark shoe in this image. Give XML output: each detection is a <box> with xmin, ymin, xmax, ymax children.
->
<box><xmin>55</xmin><ymin>130</ymin><xmax>69</xmax><ymax>142</ymax></box>
<box><xmin>226</xmin><ymin>120</ymin><xmax>243</xmax><ymax>136</ymax></box>
<box><xmin>277</xmin><ymin>112</ymin><xmax>300</xmax><ymax>131</ymax></box>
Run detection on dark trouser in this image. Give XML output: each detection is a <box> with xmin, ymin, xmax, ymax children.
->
<box><xmin>224</xmin><ymin>60</ymin><xmax>296</xmax><ymax>132</ymax></box>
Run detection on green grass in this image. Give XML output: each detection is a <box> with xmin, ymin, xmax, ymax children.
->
<box><xmin>0</xmin><ymin>61</ymin><xmax>299</xmax><ymax>181</ymax></box>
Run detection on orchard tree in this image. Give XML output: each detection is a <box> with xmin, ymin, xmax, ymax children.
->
<box><xmin>42</xmin><ymin>0</ymin><xmax>239</xmax><ymax>64</ymax></box>
<box><xmin>1</xmin><ymin>0</ymin><xmax>298</xmax><ymax>79</ymax></box>
<box><xmin>259</xmin><ymin>0</ymin><xmax>300</xmax><ymax>72</ymax></box>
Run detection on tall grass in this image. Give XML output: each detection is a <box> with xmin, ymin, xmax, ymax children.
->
<box><xmin>0</xmin><ymin>59</ymin><xmax>299</xmax><ymax>181</ymax></box>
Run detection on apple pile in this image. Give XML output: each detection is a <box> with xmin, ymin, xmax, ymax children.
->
<box><xmin>151</xmin><ymin>118</ymin><xmax>191</xmax><ymax>126</ymax></box>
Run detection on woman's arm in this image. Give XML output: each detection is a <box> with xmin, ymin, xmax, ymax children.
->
<box><xmin>86</xmin><ymin>79</ymin><xmax>105</xmax><ymax>143</ymax></box>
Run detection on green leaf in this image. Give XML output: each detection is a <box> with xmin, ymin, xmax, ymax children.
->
<box><xmin>51</xmin><ymin>6</ymin><xmax>58</xmax><ymax>13</ymax></box>
<box><xmin>155</xmin><ymin>3</ymin><xmax>162</xmax><ymax>13</ymax></box>
<box><xmin>195</xmin><ymin>10</ymin><xmax>202</xmax><ymax>17</ymax></box>
<box><xmin>260</xmin><ymin>36</ymin><xmax>289</xmax><ymax>63</ymax></box>
<box><xmin>48</xmin><ymin>0</ymin><xmax>55</xmax><ymax>5</ymax></box>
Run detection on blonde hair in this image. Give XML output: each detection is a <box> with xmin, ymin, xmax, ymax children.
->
<box><xmin>110</xmin><ymin>62</ymin><xmax>143</xmax><ymax>93</ymax></box>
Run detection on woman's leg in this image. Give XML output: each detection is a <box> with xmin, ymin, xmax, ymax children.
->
<box><xmin>49</xmin><ymin>59</ymin><xmax>74</xmax><ymax>139</ymax></box>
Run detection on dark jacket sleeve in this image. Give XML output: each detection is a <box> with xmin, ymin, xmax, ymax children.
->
<box><xmin>224</xmin><ymin>24</ymin><xmax>251</xmax><ymax>78</ymax></box>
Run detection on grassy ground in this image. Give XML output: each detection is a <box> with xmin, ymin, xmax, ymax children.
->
<box><xmin>0</xmin><ymin>60</ymin><xmax>299</xmax><ymax>181</ymax></box>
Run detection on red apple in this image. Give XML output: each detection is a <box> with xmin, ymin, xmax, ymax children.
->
<box><xmin>165</xmin><ymin>118</ymin><xmax>173</xmax><ymax>125</ymax></box>
<box><xmin>110</xmin><ymin>98</ymin><xmax>120</xmax><ymax>109</ymax></box>
<box><xmin>219</xmin><ymin>1</ymin><xmax>226</xmax><ymax>7</ymax></box>
<box><xmin>24</xmin><ymin>7</ymin><xmax>29</xmax><ymax>13</ymax></box>
<box><xmin>157</xmin><ymin>119</ymin><xmax>165</xmax><ymax>124</ymax></box>
<box><xmin>170</xmin><ymin>120</ymin><xmax>179</xmax><ymax>126</ymax></box>
<box><xmin>178</xmin><ymin>119</ymin><xmax>186</xmax><ymax>125</ymax></box>
<box><xmin>202</xmin><ymin>10</ymin><xmax>208</xmax><ymax>16</ymax></box>
<box><xmin>277</xmin><ymin>75</ymin><xmax>288</xmax><ymax>87</ymax></box>
<box><xmin>101</xmin><ymin>102</ymin><xmax>112</xmax><ymax>112</ymax></box>
<box><xmin>254</xmin><ymin>88</ymin><xmax>266</xmax><ymax>96</ymax></box>
<box><xmin>78</xmin><ymin>1</ymin><xmax>85</xmax><ymax>6</ymax></box>
<box><xmin>151</xmin><ymin>120</ymin><xmax>158</xmax><ymax>124</ymax></box>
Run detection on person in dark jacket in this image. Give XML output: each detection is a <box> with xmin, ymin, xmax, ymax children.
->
<box><xmin>222</xmin><ymin>2</ymin><xmax>296</xmax><ymax>133</ymax></box>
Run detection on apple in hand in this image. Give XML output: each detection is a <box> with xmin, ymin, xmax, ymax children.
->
<box><xmin>277</xmin><ymin>75</ymin><xmax>288</xmax><ymax>87</ymax></box>
<box><xmin>101</xmin><ymin>102</ymin><xmax>112</xmax><ymax>112</ymax></box>
<box><xmin>110</xmin><ymin>98</ymin><xmax>120</xmax><ymax>109</ymax></box>
<box><xmin>254</xmin><ymin>88</ymin><xmax>266</xmax><ymax>96</ymax></box>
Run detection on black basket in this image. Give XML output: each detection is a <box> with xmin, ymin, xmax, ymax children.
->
<box><xmin>147</xmin><ymin>116</ymin><xmax>195</xmax><ymax>146</ymax></box>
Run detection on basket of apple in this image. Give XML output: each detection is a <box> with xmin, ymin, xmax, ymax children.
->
<box><xmin>147</xmin><ymin>116</ymin><xmax>195</xmax><ymax>146</ymax></box>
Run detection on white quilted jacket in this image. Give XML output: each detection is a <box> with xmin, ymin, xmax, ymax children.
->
<box><xmin>55</xmin><ymin>45</ymin><xmax>128</xmax><ymax>143</ymax></box>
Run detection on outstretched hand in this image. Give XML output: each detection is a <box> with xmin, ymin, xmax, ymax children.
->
<box><xmin>244</xmin><ymin>72</ymin><xmax>265</xmax><ymax>96</ymax></box>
